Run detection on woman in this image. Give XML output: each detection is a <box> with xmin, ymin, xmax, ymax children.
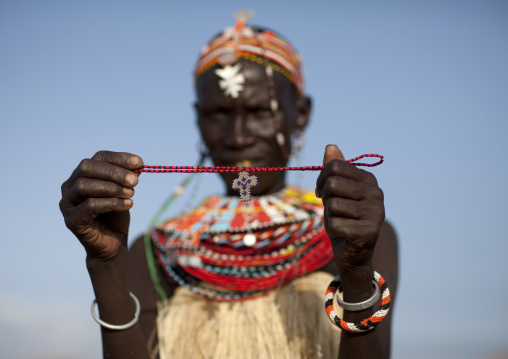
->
<box><xmin>60</xmin><ymin>14</ymin><xmax>398</xmax><ymax>359</ymax></box>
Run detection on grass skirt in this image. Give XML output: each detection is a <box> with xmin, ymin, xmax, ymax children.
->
<box><xmin>156</xmin><ymin>271</ymin><xmax>341</xmax><ymax>359</ymax></box>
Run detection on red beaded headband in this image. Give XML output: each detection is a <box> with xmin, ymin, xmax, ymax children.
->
<box><xmin>195</xmin><ymin>11</ymin><xmax>304</xmax><ymax>95</ymax></box>
<box><xmin>135</xmin><ymin>153</ymin><xmax>384</xmax><ymax>202</ymax></box>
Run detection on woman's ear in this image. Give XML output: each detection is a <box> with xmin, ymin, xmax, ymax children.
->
<box><xmin>194</xmin><ymin>102</ymin><xmax>200</xmax><ymax>123</ymax></box>
<box><xmin>295</xmin><ymin>95</ymin><xmax>312</xmax><ymax>131</ymax></box>
<box><xmin>194</xmin><ymin>101</ymin><xmax>207</xmax><ymax>143</ymax></box>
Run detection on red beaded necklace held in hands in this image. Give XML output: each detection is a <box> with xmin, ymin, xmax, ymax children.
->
<box><xmin>135</xmin><ymin>153</ymin><xmax>384</xmax><ymax>202</ymax></box>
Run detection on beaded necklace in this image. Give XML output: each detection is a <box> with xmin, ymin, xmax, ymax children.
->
<box><xmin>151</xmin><ymin>187</ymin><xmax>334</xmax><ymax>301</ymax></box>
<box><xmin>143</xmin><ymin>154</ymin><xmax>385</xmax><ymax>301</ymax></box>
<box><xmin>136</xmin><ymin>153</ymin><xmax>384</xmax><ymax>202</ymax></box>
<box><xmin>135</xmin><ymin>154</ymin><xmax>383</xmax><ymax>174</ymax></box>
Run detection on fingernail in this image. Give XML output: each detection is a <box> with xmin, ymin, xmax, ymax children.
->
<box><xmin>124</xmin><ymin>199</ymin><xmax>133</xmax><ymax>207</ymax></box>
<box><xmin>129</xmin><ymin>156</ymin><xmax>141</xmax><ymax>166</ymax></box>
<box><xmin>126</xmin><ymin>173</ymin><xmax>137</xmax><ymax>186</ymax></box>
<box><xmin>123</xmin><ymin>187</ymin><xmax>134</xmax><ymax>196</ymax></box>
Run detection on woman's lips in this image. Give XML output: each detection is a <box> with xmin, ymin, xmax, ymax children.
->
<box><xmin>234</xmin><ymin>159</ymin><xmax>254</xmax><ymax>167</ymax></box>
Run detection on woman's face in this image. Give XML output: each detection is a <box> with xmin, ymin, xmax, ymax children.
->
<box><xmin>195</xmin><ymin>59</ymin><xmax>310</xmax><ymax>196</ymax></box>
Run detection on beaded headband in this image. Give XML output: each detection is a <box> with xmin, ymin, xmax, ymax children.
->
<box><xmin>194</xmin><ymin>11</ymin><xmax>304</xmax><ymax>95</ymax></box>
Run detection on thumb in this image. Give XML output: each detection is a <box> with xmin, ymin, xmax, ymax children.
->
<box><xmin>323</xmin><ymin>144</ymin><xmax>345</xmax><ymax>165</ymax></box>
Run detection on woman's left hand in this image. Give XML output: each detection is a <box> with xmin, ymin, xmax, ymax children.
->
<box><xmin>315</xmin><ymin>145</ymin><xmax>385</xmax><ymax>275</ymax></box>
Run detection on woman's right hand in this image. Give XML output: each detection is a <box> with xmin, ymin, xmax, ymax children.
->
<box><xmin>59</xmin><ymin>151</ymin><xmax>143</xmax><ymax>261</ymax></box>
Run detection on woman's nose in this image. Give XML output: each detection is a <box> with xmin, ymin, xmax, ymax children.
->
<box><xmin>224</xmin><ymin>112</ymin><xmax>255</xmax><ymax>148</ymax></box>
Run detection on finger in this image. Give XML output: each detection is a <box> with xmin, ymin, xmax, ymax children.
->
<box><xmin>92</xmin><ymin>151</ymin><xmax>143</xmax><ymax>170</ymax></box>
<box><xmin>316</xmin><ymin>160</ymin><xmax>378</xmax><ymax>198</ymax></box>
<box><xmin>325</xmin><ymin>216</ymin><xmax>380</xmax><ymax>244</ymax></box>
<box><xmin>64</xmin><ymin>178</ymin><xmax>134</xmax><ymax>206</ymax></box>
<box><xmin>323</xmin><ymin>144</ymin><xmax>345</xmax><ymax>165</ymax></box>
<box><xmin>326</xmin><ymin>197</ymin><xmax>383</xmax><ymax>220</ymax></box>
<box><xmin>64</xmin><ymin>197</ymin><xmax>133</xmax><ymax>233</ymax></box>
<box><xmin>63</xmin><ymin>159</ymin><xmax>139</xmax><ymax>195</ymax></box>
<box><xmin>320</xmin><ymin>176</ymin><xmax>384</xmax><ymax>203</ymax></box>
<box><xmin>61</xmin><ymin>152</ymin><xmax>143</xmax><ymax>194</ymax></box>
<box><xmin>316</xmin><ymin>144</ymin><xmax>345</xmax><ymax>198</ymax></box>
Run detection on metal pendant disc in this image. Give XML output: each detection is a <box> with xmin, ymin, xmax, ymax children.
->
<box><xmin>243</xmin><ymin>233</ymin><xmax>256</xmax><ymax>246</ymax></box>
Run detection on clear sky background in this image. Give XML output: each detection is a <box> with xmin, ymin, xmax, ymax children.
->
<box><xmin>1</xmin><ymin>1</ymin><xmax>507</xmax><ymax>358</ymax></box>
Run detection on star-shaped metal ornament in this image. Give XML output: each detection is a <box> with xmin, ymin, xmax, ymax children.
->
<box><xmin>232</xmin><ymin>171</ymin><xmax>258</xmax><ymax>202</ymax></box>
<box><xmin>215</xmin><ymin>63</ymin><xmax>245</xmax><ymax>98</ymax></box>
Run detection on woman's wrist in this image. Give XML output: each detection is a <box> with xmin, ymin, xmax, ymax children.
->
<box><xmin>86</xmin><ymin>242</ymin><xmax>128</xmax><ymax>272</ymax></box>
<box><xmin>337</xmin><ymin>263</ymin><xmax>375</xmax><ymax>302</ymax></box>
<box><xmin>86</xmin><ymin>246</ymin><xmax>135</xmax><ymax>326</ymax></box>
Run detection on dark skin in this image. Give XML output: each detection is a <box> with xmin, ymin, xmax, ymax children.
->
<box><xmin>196</xmin><ymin>60</ymin><xmax>310</xmax><ymax>195</ymax></box>
<box><xmin>60</xmin><ymin>58</ymin><xmax>398</xmax><ymax>358</ymax></box>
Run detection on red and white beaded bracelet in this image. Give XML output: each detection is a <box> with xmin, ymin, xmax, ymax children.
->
<box><xmin>325</xmin><ymin>271</ymin><xmax>391</xmax><ymax>333</ymax></box>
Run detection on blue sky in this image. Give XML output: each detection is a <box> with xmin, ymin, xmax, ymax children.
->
<box><xmin>1</xmin><ymin>1</ymin><xmax>507</xmax><ymax>358</ymax></box>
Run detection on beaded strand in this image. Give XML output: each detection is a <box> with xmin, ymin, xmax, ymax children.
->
<box><xmin>134</xmin><ymin>153</ymin><xmax>384</xmax><ymax>173</ymax></box>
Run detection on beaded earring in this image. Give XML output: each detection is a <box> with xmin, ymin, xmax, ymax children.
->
<box><xmin>290</xmin><ymin>130</ymin><xmax>307</xmax><ymax>161</ymax></box>
<box><xmin>197</xmin><ymin>141</ymin><xmax>210</xmax><ymax>159</ymax></box>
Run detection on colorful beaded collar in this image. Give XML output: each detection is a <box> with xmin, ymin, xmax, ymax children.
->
<box><xmin>151</xmin><ymin>187</ymin><xmax>333</xmax><ymax>301</ymax></box>
<box><xmin>156</xmin><ymin>187</ymin><xmax>322</xmax><ymax>239</ymax></box>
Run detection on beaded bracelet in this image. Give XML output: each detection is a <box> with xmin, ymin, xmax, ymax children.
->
<box><xmin>325</xmin><ymin>271</ymin><xmax>390</xmax><ymax>333</ymax></box>
<box><xmin>135</xmin><ymin>153</ymin><xmax>384</xmax><ymax>202</ymax></box>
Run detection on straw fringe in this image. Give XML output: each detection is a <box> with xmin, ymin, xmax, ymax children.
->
<box><xmin>156</xmin><ymin>271</ymin><xmax>341</xmax><ymax>359</ymax></box>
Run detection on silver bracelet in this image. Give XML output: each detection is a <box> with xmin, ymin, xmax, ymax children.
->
<box><xmin>91</xmin><ymin>292</ymin><xmax>140</xmax><ymax>330</ymax></box>
<box><xmin>335</xmin><ymin>278</ymin><xmax>380</xmax><ymax>312</ymax></box>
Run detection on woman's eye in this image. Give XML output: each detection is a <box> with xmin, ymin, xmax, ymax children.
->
<box><xmin>207</xmin><ymin>111</ymin><xmax>229</xmax><ymax>122</ymax></box>
<box><xmin>252</xmin><ymin>108</ymin><xmax>272</xmax><ymax>119</ymax></box>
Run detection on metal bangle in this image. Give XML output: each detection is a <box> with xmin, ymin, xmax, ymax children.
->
<box><xmin>335</xmin><ymin>278</ymin><xmax>380</xmax><ymax>312</ymax></box>
<box><xmin>91</xmin><ymin>292</ymin><xmax>140</xmax><ymax>330</ymax></box>
<box><xmin>325</xmin><ymin>271</ymin><xmax>391</xmax><ymax>332</ymax></box>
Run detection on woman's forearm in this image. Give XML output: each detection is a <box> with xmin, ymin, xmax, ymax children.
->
<box><xmin>338</xmin><ymin>267</ymin><xmax>385</xmax><ymax>359</ymax></box>
<box><xmin>87</xmin><ymin>247</ymin><xmax>150</xmax><ymax>359</ymax></box>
